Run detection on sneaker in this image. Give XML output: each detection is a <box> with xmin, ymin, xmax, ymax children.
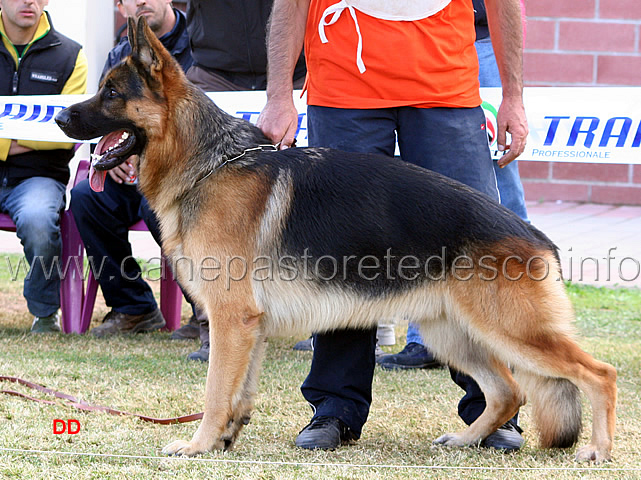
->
<box><xmin>292</xmin><ymin>336</ymin><xmax>313</xmax><ymax>351</ymax></box>
<box><xmin>481</xmin><ymin>421</ymin><xmax>524</xmax><ymax>451</ymax></box>
<box><xmin>90</xmin><ymin>308</ymin><xmax>165</xmax><ymax>338</ymax></box>
<box><xmin>170</xmin><ymin>314</ymin><xmax>200</xmax><ymax>340</ymax></box>
<box><xmin>376</xmin><ymin>342</ymin><xmax>442</xmax><ymax>370</ymax></box>
<box><xmin>295</xmin><ymin>416</ymin><xmax>354</xmax><ymax>450</ymax></box>
<box><xmin>30</xmin><ymin>312</ymin><xmax>61</xmax><ymax>334</ymax></box>
<box><xmin>187</xmin><ymin>340</ymin><xmax>210</xmax><ymax>362</ymax></box>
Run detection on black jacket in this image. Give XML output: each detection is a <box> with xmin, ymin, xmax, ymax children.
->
<box><xmin>0</xmin><ymin>12</ymin><xmax>84</xmax><ymax>186</ymax></box>
<box><xmin>187</xmin><ymin>0</ymin><xmax>306</xmax><ymax>90</ymax></box>
<box><xmin>101</xmin><ymin>8</ymin><xmax>193</xmax><ymax>81</ymax></box>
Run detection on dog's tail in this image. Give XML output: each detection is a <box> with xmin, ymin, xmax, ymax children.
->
<box><xmin>515</xmin><ymin>370</ymin><xmax>582</xmax><ymax>448</ymax></box>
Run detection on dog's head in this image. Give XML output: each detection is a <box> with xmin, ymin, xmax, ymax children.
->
<box><xmin>55</xmin><ymin>16</ymin><xmax>181</xmax><ymax>191</ymax></box>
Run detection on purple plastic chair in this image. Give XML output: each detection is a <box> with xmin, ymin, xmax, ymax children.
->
<box><xmin>75</xmin><ymin>160</ymin><xmax>182</xmax><ymax>333</ymax></box>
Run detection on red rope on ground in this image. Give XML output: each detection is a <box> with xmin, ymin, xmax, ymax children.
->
<box><xmin>0</xmin><ymin>375</ymin><xmax>203</xmax><ymax>424</ymax></box>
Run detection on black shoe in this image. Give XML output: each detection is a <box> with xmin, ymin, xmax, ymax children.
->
<box><xmin>187</xmin><ymin>340</ymin><xmax>210</xmax><ymax>362</ymax></box>
<box><xmin>295</xmin><ymin>416</ymin><xmax>354</xmax><ymax>450</ymax></box>
<box><xmin>292</xmin><ymin>336</ymin><xmax>313</xmax><ymax>351</ymax></box>
<box><xmin>170</xmin><ymin>314</ymin><xmax>200</xmax><ymax>340</ymax></box>
<box><xmin>481</xmin><ymin>421</ymin><xmax>524</xmax><ymax>451</ymax></box>
<box><xmin>376</xmin><ymin>342</ymin><xmax>442</xmax><ymax>370</ymax></box>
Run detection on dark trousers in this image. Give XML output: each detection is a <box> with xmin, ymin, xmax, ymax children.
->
<box><xmin>303</xmin><ymin>105</ymin><xmax>500</xmax><ymax>436</ymax></box>
<box><xmin>70</xmin><ymin>176</ymin><xmax>162</xmax><ymax>315</ymax></box>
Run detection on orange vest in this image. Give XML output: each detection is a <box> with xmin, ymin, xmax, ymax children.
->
<box><xmin>304</xmin><ymin>0</ymin><xmax>481</xmax><ymax>109</ymax></box>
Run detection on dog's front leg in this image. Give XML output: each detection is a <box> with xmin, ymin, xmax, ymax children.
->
<box><xmin>219</xmin><ymin>334</ymin><xmax>267</xmax><ymax>447</ymax></box>
<box><xmin>162</xmin><ymin>301</ymin><xmax>263</xmax><ymax>456</ymax></box>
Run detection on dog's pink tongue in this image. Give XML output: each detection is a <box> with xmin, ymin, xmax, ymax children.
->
<box><xmin>89</xmin><ymin>164</ymin><xmax>107</xmax><ymax>192</ymax></box>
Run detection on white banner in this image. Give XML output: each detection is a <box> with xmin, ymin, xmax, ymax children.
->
<box><xmin>1</xmin><ymin>87</ymin><xmax>640</xmax><ymax>164</ymax></box>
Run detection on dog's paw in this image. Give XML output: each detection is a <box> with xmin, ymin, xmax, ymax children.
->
<box><xmin>433</xmin><ymin>433</ymin><xmax>467</xmax><ymax>447</ymax></box>
<box><xmin>161</xmin><ymin>439</ymin><xmax>207</xmax><ymax>457</ymax></box>
<box><xmin>575</xmin><ymin>444</ymin><xmax>612</xmax><ymax>463</ymax></box>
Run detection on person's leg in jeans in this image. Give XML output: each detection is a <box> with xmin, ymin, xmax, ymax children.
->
<box><xmin>446</xmin><ymin>37</ymin><xmax>525</xmax><ymax>442</ymax></box>
<box><xmin>494</xmin><ymin>159</ymin><xmax>528</xmax><ymax>221</ymax></box>
<box><xmin>397</xmin><ymin>107</ymin><xmax>498</xmax><ymax>196</ymax></box>
<box><xmin>1</xmin><ymin>177</ymin><xmax>65</xmax><ymax>328</ymax></box>
<box><xmin>296</xmin><ymin>106</ymin><xmax>397</xmax><ymax>447</ymax></box>
<box><xmin>377</xmin><ymin>321</ymin><xmax>442</xmax><ymax>370</ymax></box>
<box><xmin>406</xmin><ymin>323</ymin><xmax>423</xmax><ymax>345</ymax></box>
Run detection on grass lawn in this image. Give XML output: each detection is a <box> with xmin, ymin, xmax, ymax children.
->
<box><xmin>1</xmin><ymin>253</ymin><xmax>640</xmax><ymax>479</ymax></box>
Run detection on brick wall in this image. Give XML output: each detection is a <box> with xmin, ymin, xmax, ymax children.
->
<box><xmin>521</xmin><ymin>0</ymin><xmax>641</xmax><ymax>205</ymax></box>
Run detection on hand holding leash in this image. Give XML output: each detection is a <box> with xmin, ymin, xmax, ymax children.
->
<box><xmin>257</xmin><ymin>95</ymin><xmax>299</xmax><ymax>150</ymax></box>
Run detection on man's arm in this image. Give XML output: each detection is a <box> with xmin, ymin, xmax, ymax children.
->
<box><xmin>60</xmin><ymin>49</ymin><xmax>89</xmax><ymax>96</ymax></box>
<box><xmin>7</xmin><ymin>140</ymin><xmax>34</xmax><ymax>156</ymax></box>
<box><xmin>484</xmin><ymin>0</ymin><xmax>528</xmax><ymax>167</ymax></box>
<box><xmin>256</xmin><ymin>0</ymin><xmax>310</xmax><ymax>149</ymax></box>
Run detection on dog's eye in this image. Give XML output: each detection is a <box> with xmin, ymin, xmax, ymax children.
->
<box><xmin>107</xmin><ymin>88</ymin><xmax>119</xmax><ymax>98</ymax></box>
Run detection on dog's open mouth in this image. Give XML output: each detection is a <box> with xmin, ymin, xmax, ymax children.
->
<box><xmin>89</xmin><ymin>129</ymin><xmax>136</xmax><ymax>192</ymax></box>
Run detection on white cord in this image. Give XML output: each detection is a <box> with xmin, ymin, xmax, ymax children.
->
<box><xmin>1</xmin><ymin>447</ymin><xmax>638</xmax><ymax>472</ymax></box>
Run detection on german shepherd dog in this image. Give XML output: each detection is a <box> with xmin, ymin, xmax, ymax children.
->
<box><xmin>56</xmin><ymin>17</ymin><xmax>617</xmax><ymax>462</ymax></box>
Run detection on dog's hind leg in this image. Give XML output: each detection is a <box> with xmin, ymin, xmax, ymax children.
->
<box><xmin>547</xmin><ymin>342</ymin><xmax>616</xmax><ymax>463</ymax></box>
<box><xmin>162</xmin><ymin>289</ymin><xmax>265</xmax><ymax>456</ymax></box>
<box><xmin>447</xmin><ymin>270</ymin><xmax>616</xmax><ymax>462</ymax></box>
<box><xmin>512</xmin><ymin>335</ymin><xmax>617</xmax><ymax>463</ymax></box>
<box><xmin>430</xmin><ymin>330</ymin><xmax>525</xmax><ymax>448</ymax></box>
<box><xmin>490</xmin><ymin>276</ymin><xmax>616</xmax><ymax>462</ymax></box>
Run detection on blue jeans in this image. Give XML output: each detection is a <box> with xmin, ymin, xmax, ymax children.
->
<box><xmin>302</xmin><ymin>105</ymin><xmax>498</xmax><ymax>435</ymax></box>
<box><xmin>1</xmin><ymin>176</ymin><xmax>66</xmax><ymax>317</ymax></box>
<box><xmin>495</xmin><ymin>159</ymin><xmax>528</xmax><ymax>222</ymax></box>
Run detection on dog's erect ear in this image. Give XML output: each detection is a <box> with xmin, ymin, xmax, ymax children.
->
<box><xmin>127</xmin><ymin>16</ymin><xmax>136</xmax><ymax>51</ymax></box>
<box><xmin>129</xmin><ymin>16</ymin><xmax>164</xmax><ymax>80</ymax></box>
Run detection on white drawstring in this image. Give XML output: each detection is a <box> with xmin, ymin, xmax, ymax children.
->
<box><xmin>319</xmin><ymin>1</ymin><xmax>367</xmax><ymax>73</ymax></box>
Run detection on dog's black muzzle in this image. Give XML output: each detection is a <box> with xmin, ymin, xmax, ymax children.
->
<box><xmin>55</xmin><ymin>105</ymin><xmax>94</xmax><ymax>140</ymax></box>
<box><xmin>54</xmin><ymin>108</ymin><xmax>73</xmax><ymax>132</ymax></box>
